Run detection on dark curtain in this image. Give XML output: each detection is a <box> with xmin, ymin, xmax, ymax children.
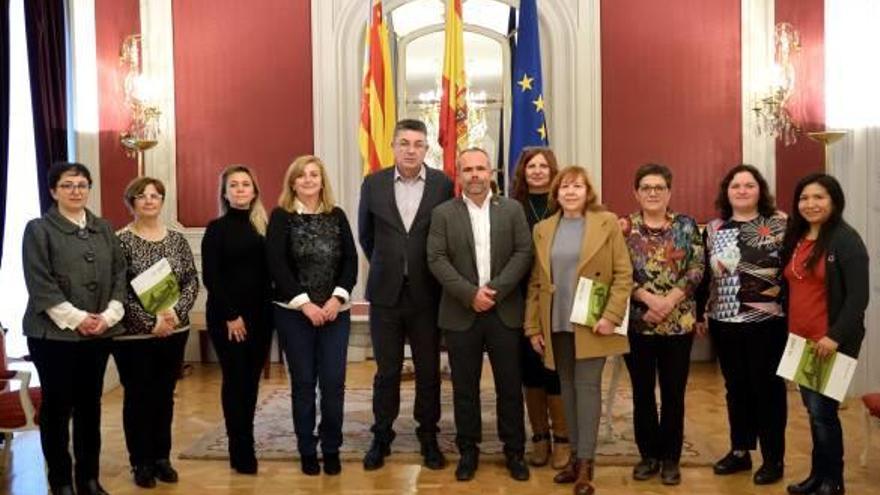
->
<box><xmin>1</xmin><ymin>0</ymin><xmax>10</xmax><ymax>267</ymax></box>
<box><xmin>24</xmin><ymin>0</ymin><xmax>67</xmax><ymax>212</ymax></box>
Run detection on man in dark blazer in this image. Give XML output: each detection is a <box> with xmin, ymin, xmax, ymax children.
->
<box><xmin>427</xmin><ymin>147</ymin><xmax>533</xmax><ymax>482</ymax></box>
<box><xmin>358</xmin><ymin>119</ymin><xmax>454</xmax><ymax>471</ymax></box>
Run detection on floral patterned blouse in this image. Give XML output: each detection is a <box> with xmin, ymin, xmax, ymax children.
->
<box><xmin>621</xmin><ymin>211</ymin><xmax>704</xmax><ymax>335</ymax></box>
<box><xmin>703</xmin><ymin>213</ymin><xmax>787</xmax><ymax>323</ymax></box>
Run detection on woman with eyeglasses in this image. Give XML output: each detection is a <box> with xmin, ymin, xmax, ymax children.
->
<box><xmin>22</xmin><ymin>162</ymin><xmax>127</xmax><ymax>495</ymax></box>
<box><xmin>697</xmin><ymin>164</ymin><xmax>788</xmax><ymax>485</ymax></box>
<box><xmin>510</xmin><ymin>147</ymin><xmax>570</xmax><ymax>468</ymax></box>
<box><xmin>202</xmin><ymin>165</ymin><xmax>272</xmax><ymax>474</ymax></box>
<box><xmin>781</xmin><ymin>174</ymin><xmax>867</xmax><ymax>495</ymax></box>
<box><xmin>620</xmin><ymin>164</ymin><xmax>704</xmax><ymax>485</ymax></box>
<box><xmin>113</xmin><ymin>177</ymin><xmax>199</xmax><ymax>488</ymax></box>
<box><xmin>266</xmin><ymin>155</ymin><xmax>357</xmax><ymax>476</ymax></box>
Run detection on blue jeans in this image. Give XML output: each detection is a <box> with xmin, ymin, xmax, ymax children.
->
<box><xmin>801</xmin><ymin>387</ymin><xmax>843</xmax><ymax>482</ymax></box>
<box><xmin>275</xmin><ymin>306</ymin><xmax>350</xmax><ymax>456</ymax></box>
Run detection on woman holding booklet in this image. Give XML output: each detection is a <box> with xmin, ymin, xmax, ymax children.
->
<box><xmin>524</xmin><ymin>165</ymin><xmax>632</xmax><ymax>495</ymax></box>
<box><xmin>22</xmin><ymin>162</ymin><xmax>127</xmax><ymax>495</ymax></box>
<box><xmin>780</xmin><ymin>173</ymin><xmax>868</xmax><ymax>495</ymax></box>
<box><xmin>620</xmin><ymin>163</ymin><xmax>704</xmax><ymax>485</ymax></box>
<box><xmin>114</xmin><ymin>177</ymin><xmax>199</xmax><ymax>488</ymax></box>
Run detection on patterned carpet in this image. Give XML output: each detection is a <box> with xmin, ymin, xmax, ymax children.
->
<box><xmin>180</xmin><ymin>383</ymin><xmax>715</xmax><ymax>466</ymax></box>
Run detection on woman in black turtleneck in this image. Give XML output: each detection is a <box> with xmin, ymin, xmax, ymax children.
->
<box><xmin>201</xmin><ymin>165</ymin><xmax>272</xmax><ymax>475</ymax></box>
<box><xmin>510</xmin><ymin>147</ymin><xmax>569</xmax><ymax>469</ymax></box>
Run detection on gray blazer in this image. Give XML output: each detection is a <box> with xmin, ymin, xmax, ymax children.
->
<box><xmin>22</xmin><ymin>207</ymin><xmax>127</xmax><ymax>341</ymax></box>
<box><xmin>427</xmin><ymin>195</ymin><xmax>533</xmax><ymax>331</ymax></box>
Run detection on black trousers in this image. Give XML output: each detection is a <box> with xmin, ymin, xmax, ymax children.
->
<box><xmin>369</xmin><ymin>285</ymin><xmax>441</xmax><ymax>442</ymax></box>
<box><xmin>27</xmin><ymin>337</ymin><xmax>111</xmax><ymax>488</ymax></box>
<box><xmin>520</xmin><ymin>335</ymin><xmax>562</xmax><ymax>394</ymax></box>
<box><xmin>623</xmin><ymin>331</ymin><xmax>694</xmax><ymax>462</ymax></box>
<box><xmin>710</xmin><ymin>318</ymin><xmax>788</xmax><ymax>463</ymax></box>
<box><xmin>208</xmin><ymin>311</ymin><xmax>272</xmax><ymax>464</ymax></box>
<box><xmin>112</xmin><ymin>331</ymin><xmax>189</xmax><ymax>467</ymax></box>
<box><xmin>444</xmin><ymin>311</ymin><xmax>525</xmax><ymax>455</ymax></box>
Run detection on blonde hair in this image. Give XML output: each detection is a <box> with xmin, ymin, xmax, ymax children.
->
<box><xmin>219</xmin><ymin>165</ymin><xmax>268</xmax><ymax>236</ymax></box>
<box><xmin>548</xmin><ymin>165</ymin><xmax>602</xmax><ymax>215</ymax></box>
<box><xmin>278</xmin><ymin>155</ymin><xmax>336</xmax><ymax>212</ymax></box>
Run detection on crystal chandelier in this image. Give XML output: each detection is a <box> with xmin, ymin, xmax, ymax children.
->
<box><xmin>753</xmin><ymin>23</ymin><xmax>801</xmax><ymax>146</ymax></box>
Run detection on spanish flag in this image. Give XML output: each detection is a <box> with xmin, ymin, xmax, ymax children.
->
<box><xmin>359</xmin><ymin>0</ymin><xmax>396</xmax><ymax>176</ymax></box>
<box><xmin>438</xmin><ymin>0</ymin><xmax>468</xmax><ymax>184</ymax></box>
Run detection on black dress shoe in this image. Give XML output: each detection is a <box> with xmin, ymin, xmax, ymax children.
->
<box><xmin>233</xmin><ymin>456</ymin><xmax>258</xmax><ymax>475</ymax></box>
<box><xmin>632</xmin><ymin>457</ymin><xmax>660</xmax><ymax>480</ymax></box>
<box><xmin>77</xmin><ymin>479</ymin><xmax>110</xmax><ymax>495</ymax></box>
<box><xmin>300</xmin><ymin>454</ymin><xmax>321</xmax><ymax>475</ymax></box>
<box><xmin>455</xmin><ymin>449</ymin><xmax>479</xmax><ymax>481</ymax></box>
<box><xmin>505</xmin><ymin>453</ymin><xmax>530</xmax><ymax>481</ymax></box>
<box><xmin>420</xmin><ymin>437</ymin><xmax>447</xmax><ymax>470</ymax></box>
<box><xmin>132</xmin><ymin>464</ymin><xmax>156</xmax><ymax>488</ymax></box>
<box><xmin>50</xmin><ymin>485</ymin><xmax>75</xmax><ymax>495</ymax></box>
<box><xmin>660</xmin><ymin>460</ymin><xmax>681</xmax><ymax>486</ymax></box>
<box><xmin>363</xmin><ymin>439</ymin><xmax>391</xmax><ymax>471</ymax></box>
<box><xmin>787</xmin><ymin>474</ymin><xmax>822</xmax><ymax>494</ymax></box>
<box><xmin>713</xmin><ymin>451</ymin><xmax>752</xmax><ymax>475</ymax></box>
<box><xmin>814</xmin><ymin>479</ymin><xmax>845</xmax><ymax>495</ymax></box>
<box><xmin>154</xmin><ymin>459</ymin><xmax>179</xmax><ymax>483</ymax></box>
<box><xmin>323</xmin><ymin>453</ymin><xmax>342</xmax><ymax>475</ymax></box>
<box><xmin>754</xmin><ymin>462</ymin><xmax>784</xmax><ymax>485</ymax></box>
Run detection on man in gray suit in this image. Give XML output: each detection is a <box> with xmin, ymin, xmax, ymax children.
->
<box><xmin>427</xmin><ymin>147</ymin><xmax>533</xmax><ymax>482</ymax></box>
<box><xmin>358</xmin><ymin>119</ymin><xmax>454</xmax><ymax>471</ymax></box>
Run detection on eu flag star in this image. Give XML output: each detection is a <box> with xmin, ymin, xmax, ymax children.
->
<box><xmin>537</xmin><ymin>123</ymin><xmax>547</xmax><ymax>141</ymax></box>
<box><xmin>517</xmin><ymin>73</ymin><xmax>534</xmax><ymax>92</ymax></box>
<box><xmin>532</xmin><ymin>94</ymin><xmax>544</xmax><ymax>112</ymax></box>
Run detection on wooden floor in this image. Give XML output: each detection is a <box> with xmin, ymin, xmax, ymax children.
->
<box><xmin>2</xmin><ymin>361</ymin><xmax>879</xmax><ymax>495</ymax></box>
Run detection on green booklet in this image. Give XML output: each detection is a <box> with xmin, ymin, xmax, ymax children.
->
<box><xmin>569</xmin><ymin>277</ymin><xmax>629</xmax><ymax>334</ymax></box>
<box><xmin>776</xmin><ymin>333</ymin><xmax>857</xmax><ymax>402</ymax></box>
<box><xmin>130</xmin><ymin>257</ymin><xmax>180</xmax><ymax>315</ymax></box>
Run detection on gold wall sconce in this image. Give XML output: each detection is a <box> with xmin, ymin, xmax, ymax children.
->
<box><xmin>119</xmin><ymin>34</ymin><xmax>161</xmax><ymax>177</ymax></box>
<box><xmin>753</xmin><ymin>22</ymin><xmax>801</xmax><ymax>146</ymax></box>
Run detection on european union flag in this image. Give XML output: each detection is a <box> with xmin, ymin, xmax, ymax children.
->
<box><xmin>508</xmin><ymin>0</ymin><xmax>548</xmax><ymax>188</ymax></box>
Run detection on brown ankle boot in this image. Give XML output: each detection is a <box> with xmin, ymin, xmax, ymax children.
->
<box><xmin>547</xmin><ymin>394</ymin><xmax>571</xmax><ymax>469</ymax></box>
<box><xmin>524</xmin><ymin>388</ymin><xmax>551</xmax><ymax>466</ymax></box>
<box><xmin>554</xmin><ymin>456</ymin><xmax>578</xmax><ymax>484</ymax></box>
<box><xmin>574</xmin><ymin>459</ymin><xmax>595</xmax><ymax>495</ymax></box>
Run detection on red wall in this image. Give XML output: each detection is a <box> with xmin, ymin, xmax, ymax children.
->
<box><xmin>601</xmin><ymin>0</ymin><xmax>742</xmax><ymax>222</ymax></box>
<box><xmin>775</xmin><ymin>0</ymin><xmax>825</xmax><ymax>213</ymax></box>
<box><xmin>172</xmin><ymin>0</ymin><xmax>313</xmax><ymax>227</ymax></box>
<box><xmin>95</xmin><ymin>0</ymin><xmax>140</xmax><ymax>228</ymax></box>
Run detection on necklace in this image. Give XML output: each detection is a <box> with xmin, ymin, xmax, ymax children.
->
<box><xmin>790</xmin><ymin>238</ymin><xmax>812</xmax><ymax>280</ymax></box>
<box><xmin>527</xmin><ymin>196</ymin><xmax>548</xmax><ymax>221</ymax></box>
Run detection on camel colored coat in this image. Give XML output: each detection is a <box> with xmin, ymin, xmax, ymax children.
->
<box><xmin>524</xmin><ymin>209</ymin><xmax>633</xmax><ymax>370</ymax></box>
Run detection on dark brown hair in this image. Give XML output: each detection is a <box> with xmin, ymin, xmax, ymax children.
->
<box><xmin>123</xmin><ymin>176</ymin><xmax>165</xmax><ymax>210</ymax></box>
<box><xmin>714</xmin><ymin>164</ymin><xmax>776</xmax><ymax>219</ymax></box>
<box><xmin>511</xmin><ymin>147</ymin><xmax>560</xmax><ymax>205</ymax></box>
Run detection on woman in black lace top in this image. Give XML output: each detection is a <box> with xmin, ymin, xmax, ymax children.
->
<box><xmin>201</xmin><ymin>165</ymin><xmax>272</xmax><ymax>474</ymax></box>
<box><xmin>510</xmin><ymin>147</ymin><xmax>569</xmax><ymax>468</ymax></box>
<box><xmin>266</xmin><ymin>155</ymin><xmax>357</xmax><ymax>476</ymax></box>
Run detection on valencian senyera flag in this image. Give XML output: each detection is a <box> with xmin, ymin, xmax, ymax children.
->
<box><xmin>359</xmin><ymin>0</ymin><xmax>397</xmax><ymax>176</ymax></box>
<box><xmin>438</xmin><ymin>0</ymin><xmax>468</xmax><ymax>185</ymax></box>
<box><xmin>508</xmin><ymin>0</ymin><xmax>548</xmax><ymax>188</ymax></box>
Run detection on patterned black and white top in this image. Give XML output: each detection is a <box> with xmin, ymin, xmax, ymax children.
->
<box><xmin>117</xmin><ymin>227</ymin><xmax>199</xmax><ymax>338</ymax></box>
<box><xmin>703</xmin><ymin>213</ymin><xmax>787</xmax><ymax>323</ymax></box>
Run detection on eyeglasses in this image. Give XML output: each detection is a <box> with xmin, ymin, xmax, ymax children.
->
<box><xmin>638</xmin><ymin>185</ymin><xmax>669</xmax><ymax>194</ymax></box>
<box><xmin>134</xmin><ymin>193</ymin><xmax>164</xmax><ymax>201</ymax></box>
<box><xmin>394</xmin><ymin>140</ymin><xmax>427</xmax><ymax>151</ymax></box>
<box><xmin>57</xmin><ymin>182</ymin><xmax>91</xmax><ymax>192</ymax></box>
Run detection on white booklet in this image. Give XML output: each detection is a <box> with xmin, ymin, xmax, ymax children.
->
<box><xmin>130</xmin><ymin>257</ymin><xmax>180</xmax><ymax>315</ymax></box>
<box><xmin>776</xmin><ymin>333</ymin><xmax>858</xmax><ymax>402</ymax></box>
<box><xmin>569</xmin><ymin>276</ymin><xmax>629</xmax><ymax>335</ymax></box>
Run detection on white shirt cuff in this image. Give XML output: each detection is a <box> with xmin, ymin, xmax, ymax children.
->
<box><xmin>288</xmin><ymin>293</ymin><xmax>311</xmax><ymax>310</ymax></box>
<box><xmin>332</xmin><ymin>287</ymin><xmax>350</xmax><ymax>304</ymax></box>
<box><xmin>100</xmin><ymin>300</ymin><xmax>125</xmax><ymax>328</ymax></box>
<box><xmin>46</xmin><ymin>302</ymin><xmax>89</xmax><ymax>331</ymax></box>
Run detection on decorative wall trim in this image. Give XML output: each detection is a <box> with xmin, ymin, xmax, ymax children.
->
<box><xmin>68</xmin><ymin>0</ymin><xmax>102</xmax><ymax>214</ymax></box>
<box><xmin>741</xmin><ymin>0</ymin><xmax>776</xmax><ymax>189</ymax></box>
